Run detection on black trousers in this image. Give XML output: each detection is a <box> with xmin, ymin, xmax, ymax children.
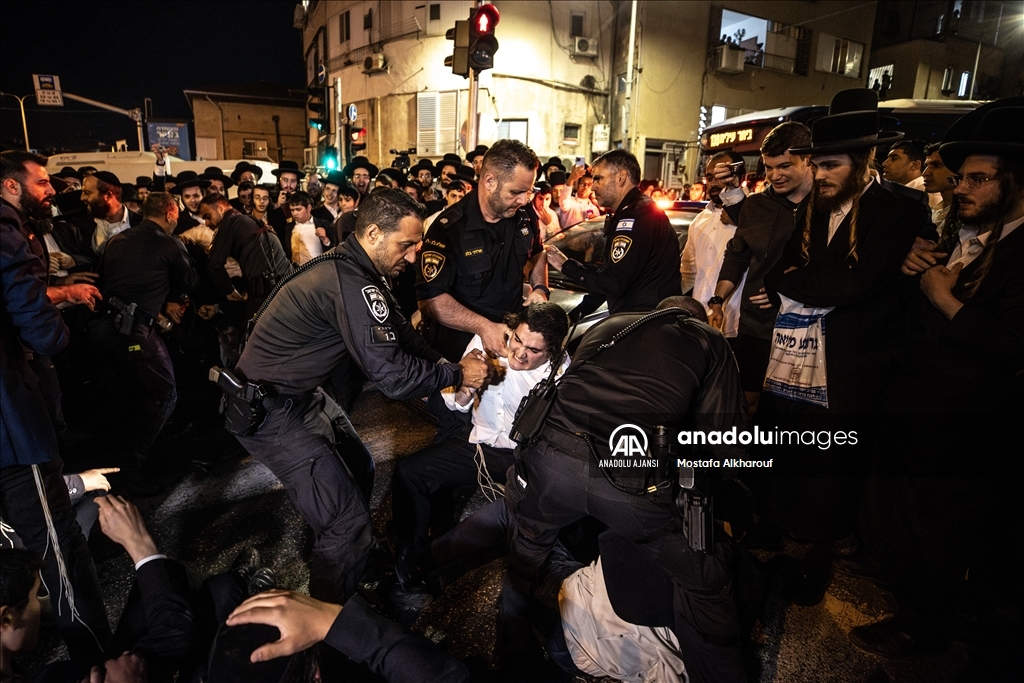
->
<box><xmin>391</xmin><ymin>436</ymin><xmax>514</xmax><ymax>558</ymax></box>
<box><xmin>237</xmin><ymin>391</ymin><xmax>372</xmax><ymax>604</ymax></box>
<box><xmin>87</xmin><ymin>316</ymin><xmax>177</xmax><ymax>465</ymax></box>
<box><xmin>504</xmin><ymin>439</ymin><xmax>746</xmax><ymax>683</ymax></box>
<box><xmin>0</xmin><ymin>459</ymin><xmax>111</xmax><ymax>662</ymax></box>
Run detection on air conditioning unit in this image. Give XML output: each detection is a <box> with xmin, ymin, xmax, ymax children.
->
<box><xmin>572</xmin><ymin>36</ymin><xmax>599</xmax><ymax>58</ymax></box>
<box><xmin>715</xmin><ymin>44</ymin><xmax>745</xmax><ymax>74</ymax></box>
<box><xmin>363</xmin><ymin>52</ymin><xmax>387</xmax><ymax>73</ymax></box>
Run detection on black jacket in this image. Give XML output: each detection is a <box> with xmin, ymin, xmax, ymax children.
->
<box><xmin>207</xmin><ymin>209</ymin><xmax>291</xmax><ymax>297</ymax></box>
<box><xmin>561</xmin><ymin>187</ymin><xmax>681</xmax><ymax>315</ymax></box>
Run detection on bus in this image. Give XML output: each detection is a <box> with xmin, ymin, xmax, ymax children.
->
<box><xmin>699</xmin><ymin>99</ymin><xmax>983</xmax><ymax>182</ymax></box>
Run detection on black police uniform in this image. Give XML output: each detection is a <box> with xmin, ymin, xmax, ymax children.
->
<box><xmin>503</xmin><ymin>310</ymin><xmax>748</xmax><ymax>683</ymax></box>
<box><xmin>235</xmin><ymin>235</ymin><xmax>464</xmax><ymax>604</ymax></box>
<box><xmin>560</xmin><ymin>187</ymin><xmax>681</xmax><ymax>316</ymax></box>
<box><xmin>207</xmin><ymin>209</ymin><xmax>291</xmax><ymax>317</ymax></box>
<box><xmin>89</xmin><ymin>219</ymin><xmax>198</xmax><ymax>467</ymax></box>
<box><xmin>415</xmin><ymin>190</ymin><xmax>542</xmax><ymax>361</ymax></box>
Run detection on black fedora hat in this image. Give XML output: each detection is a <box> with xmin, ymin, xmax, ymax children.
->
<box><xmin>271</xmin><ymin>160</ymin><xmax>302</xmax><ymax>178</ymax></box>
<box><xmin>55</xmin><ymin>166</ymin><xmax>83</xmax><ymax>181</ymax></box>
<box><xmin>543</xmin><ymin>156</ymin><xmax>566</xmax><ymax>173</ymax></box>
<box><xmin>409</xmin><ymin>158</ymin><xmax>437</xmax><ymax>177</ymax></box>
<box><xmin>200</xmin><ymin>165</ymin><xmax>235</xmax><ymax>189</ymax></box>
<box><xmin>120</xmin><ymin>183</ymin><xmax>140</xmax><ymax>203</ymax></box>
<box><xmin>344</xmin><ymin>156</ymin><xmax>379</xmax><ymax>178</ymax></box>
<box><xmin>230</xmin><ymin>161</ymin><xmax>264</xmax><ymax>183</ymax></box>
<box><xmin>135</xmin><ymin>175</ymin><xmax>154</xmax><ymax>189</ymax></box>
<box><xmin>466</xmin><ymin>144</ymin><xmax>488</xmax><ymax>163</ymax></box>
<box><xmin>52</xmin><ymin>189</ymin><xmax>84</xmax><ymax>214</ymax></box>
<box><xmin>434</xmin><ymin>153</ymin><xmax>463</xmax><ymax>176</ymax></box>
<box><xmin>48</xmin><ymin>175</ymin><xmax>68</xmax><ymax>194</ymax></box>
<box><xmin>452</xmin><ymin>164</ymin><xmax>476</xmax><ymax>184</ymax></box>
<box><xmin>170</xmin><ymin>170</ymin><xmax>210</xmax><ymax>194</ymax></box>
<box><xmin>939</xmin><ymin>97</ymin><xmax>1024</xmax><ymax>173</ymax></box>
<box><xmin>323</xmin><ymin>169</ymin><xmax>348</xmax><ymax>188</ymax></box>
<box><xmin>790</xmin><ymin>88</ymin><xmax>903</xmax><ymax>155</ymax></box>
<box><xmin>547</xmin><ymin>170</ymin><xmax>567</xmax><ymax>186</ymax></box>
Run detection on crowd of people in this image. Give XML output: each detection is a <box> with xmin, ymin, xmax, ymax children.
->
<box><xmin>1</xmin><ymin>89</ymin><xmax>1020</xmax><ymax>682</ymax></box>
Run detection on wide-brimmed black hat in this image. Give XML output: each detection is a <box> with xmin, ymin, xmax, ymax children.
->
<box><xmin>49</xmin><ymin>175</ymin><xmax>68</xmax><ymax>194</ymax></box>
<box><xmin>466</xmin><ymin>144</ymin><xmax>488</xmax><ymax>163</ymax></box>
<box><xmin>52</xmin><ymin>189</ymin><xmax>84</xmax><ymax>214</ymax></box>
<box><xmin>344</xmin><ymin>156</ymin><xmax>379</xmax><ymax>178</ymax></box>
<box><xmin>271</xmin><ymin>160</ymin><xmax>302</xmax><ymax>178</ymax></box>
<box><xmin>452</xmin><ymin>164</ymin><xmax>476</xmax><ymax>184</ymax></box>
<box><xmin>409</xmin><ymin>158</ymin><xmax>436</xmax><ymax>177</ymax></box>
<box><xmin>790</xmin><ymin>88</ymin><xmax>903</xmax><ymax>155</ymax></box>
<box><xmin>323</xmin><ymin>170</ymin><xmax>348</xmax><ymax>188</ymax></box>
<box><xmin>170</xmin><ymin>170</ymin><xmax>209</xmax><ymax>194</ymax></box>
<box><xmin>376</xmin><ymin>167</ymin><xmax>405</xmax><ymax>186</ymax></box>
<box><xmin>230</xmin><ymin>161</ymin><xmax>264</xmax><ymax>183</ymax></box>
<box><xmin>120</xmin><ymin>183</ymin><xmax>140</xmax><ymax>203</ymax></box>
<box><xmin>200</xmin><ymin>166</ymin><xmax>235</xmax><ymax>189</ymax></box>
<box><xmin>434</xmin><ymin>153</ymin><xmax>463</xmax><ymax>176</ymax></box>
<box><xmin>77</xmin><ymin>166</ymin><xmax>98</xmax><ymax>175</ymax></box>
<box><xmin>135</xmin><ymin>176</ymin><xmax>153</xmax><ymax>189</ymax></box>
<box><xmin>547</xmin><ymin>170</ymin><xmax>567</xmax><ymax>186</ymax></box>
<box><xmin>54</xmin><ymin>166</ymin><xmax>83</xmax><ymax>181</ymax></box>
<box><xmin>939</xmin><ymin>97</ymin><xmax>1024</xmax><ymax>173</ymax></box>
<box><xmin>543</xmin><ymin>156</ymin><xmax>566</xmax><ymax>173</ymax></box>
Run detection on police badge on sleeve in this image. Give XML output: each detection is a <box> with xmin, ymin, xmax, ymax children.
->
<box><xmin>362</xmin><ymin>286</ymin><xmax>390</xmax><ymax>322</ymax></box>
<box><xmin>421</xmin><ymin>251</ymin><xmax>445</xmax><ymax>282</ymax></box>
<box><xmin>610</xmin><ymin>235</ymin><xmax>632</xmax><ymax>263</ymax></box>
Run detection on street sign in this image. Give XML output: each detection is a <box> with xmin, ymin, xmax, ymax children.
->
<box><xmin>32</xmin><ymin>74</ymin><xmax>64</xmax><ymax>106</ymax></box>
<box><xmin>317</xmin><ymin>64</ymin><xmax>326</xmax><ymax>84</ymax></box>
<box><xmin>347</xmin><ymin>103</ymin><xmax>358</xmax><ymax>123</ymax></box>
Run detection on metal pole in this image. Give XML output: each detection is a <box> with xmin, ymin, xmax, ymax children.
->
<box><xmin>969</xmin><ymin>40</ymin><xmax>981</xmax><ymax>99</ymax></box>
<box><xmin>625</xmin><ymin>0</ymin><xmax>638</xmax><ymax>151</ymax></box>
<box><xmin>467</xmin><ymin>68</ymin><xmax>479</xmax><ymax>151</ymax></box>
<box><xmin>334</xmin><ymin>77</ymin><xmax>346</xmax><ymax>167</ymax></box>
<box><xmin>0</xmin><ymin>93</ymin><xmax>32</xmax><ymax>150</ymax></box>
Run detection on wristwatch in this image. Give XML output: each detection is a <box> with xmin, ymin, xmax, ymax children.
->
<box><xmin>707</xmin><ymin>295</ymin><xmax>725</xmax><ymax>306</ymax></box>
<box><xmin>531</xmin><ymin>284</ymin><xmax>551</xmax><ymax>298</ymax></box>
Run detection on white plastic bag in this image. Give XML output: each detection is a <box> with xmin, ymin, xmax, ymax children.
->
<box><xmin>763</xmin><ymin>294</ymin><xmax>834</xmax><ymax>407</ymax></box>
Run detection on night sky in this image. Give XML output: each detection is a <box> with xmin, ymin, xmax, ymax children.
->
<box><xmin>0</xmin><ymin>1</ymin><xmax>305</xmax><ymax>153</ymax></box>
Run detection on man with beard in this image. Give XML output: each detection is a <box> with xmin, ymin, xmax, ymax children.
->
<box><xmin>410</xmin><ymin>159</ymin><xmax>440</xmax><ymax>203</ymax></box>
<box><xmin>681</xmin><ymin>152</ymin><xmax>747</xmax><ymax>340</ymax></box>
<box><xmin>416</xmin><ymin>139</ymin><xmax>549</xmax><ymax>362</ymax></box>
<box><xmin>708</xmin><ymin>122</ymin><xmax>814</xmax><ymax>412</ymax></box>
<box><xmin>1</xmin><ymin>151</ymin><xmax>111</xmax><ymax>661</ymax></box>
<box><xmin>758</xmin><ymin>89</ymin><xmax>930</xmax><ymax>606</ymax></box>
<box><xmin>545</xmin><ymin>149</ymin><xmax>681</xmax><ymax>322</ymax></box>
<box><xmin>85</xmin><ymin>171</ymin><xmax>142</xmax><ymax>253</ymax></box>
<box><xmin>267</xmin><ymin>161</ymin><xmax>302</xmax><ymax>261</ymax></box>
<box><xmin>88</xmin><ymin>192</ymin><xmax>199</xmax><ymax>492</ymax></box>
<box><xmin>168</xmin><ymin>171</ymin><xmax>209</xmax><ymax>235</ymax></box>
<box><xmin>850</xmin><ymin>98</ymin><xmax>1024</xmax><ymax>659</ymax></box>
<box><xmin>232</xmin><ymin>188</ymin><xmax>490</xmax><ymax>604</ymax></box>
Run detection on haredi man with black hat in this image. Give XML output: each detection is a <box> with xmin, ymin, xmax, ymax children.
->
<box><xmin>83</xmin><ymin>170</ymin><xmax>143</xmax><ymax>253</ymax></box>
<box><xmin>755</xmin><ymin>88</ymin><xmax>933</xmax><ymax>608</ymax></box>
<box><xmin>343</xmin><ymin>156</ymin><xmax>378</xmax><ymax>201</ymax></box>
<box><xmin>168</xmin><ymin>170</ymin><xmax>209</xmax><ymax>235</ymax></box>
<box><xmin>466</xmin><ymin>144</ymin><xmax>488</xmax><ymax>178</ymax></box>
<box><xmin>200</xmin><ymin>166</ymin><xmax>235</xmax><ymax>196</ymax></box>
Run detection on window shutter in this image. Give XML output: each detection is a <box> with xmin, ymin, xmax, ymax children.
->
<box><xmin>417</xmin><ymin>91</ymin><xmax>458</xmax><ymax>155</ymax></box>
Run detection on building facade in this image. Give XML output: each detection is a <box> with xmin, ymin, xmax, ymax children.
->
<box><xmin>296</xmin><ymin>1</ymin><xmax>877</xmax><ymax>185</ymax></box>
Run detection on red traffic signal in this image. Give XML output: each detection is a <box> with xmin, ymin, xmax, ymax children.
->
<box><xmin>468</xmin><ymin>4</ymin><xmax>500</xmax><ymax>72</ymax></box>
<box><xmin>472</xmin><ymin>3</ymin><xmax>499</xmax><ymax>35</ymax></box>
<box><xmin>350</xmin><ymin>127</ymin><xmax>367</xmax><ymax>152</ymax></box>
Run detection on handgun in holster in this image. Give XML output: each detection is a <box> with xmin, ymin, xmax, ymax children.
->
<box><xmin>665</xmin><ymin>425</ymin><xmax>714</xmax><ymax>554</ymax></box>
<box><xmin>109</xmin><ymin>297</ymin><xmax>138</xmax><ymax>336</ymax></box>
<box><xmin>209</xmin><ymin>366</ymin><xmax>270</xmax><ymax>437</ymax></box>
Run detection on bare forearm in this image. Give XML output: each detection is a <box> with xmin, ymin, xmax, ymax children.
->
<box><xmin>713</xmin><ymin>280</ymin><xmax>738</xmax><ymax>300</ymax></box>
<box><xmin>528</xmin><ymin>252</ymin><xmax>548</xmax><ymax>288</ymax></box>
<box><xmin>423</xmin><ymin>294</ymin><xmax>493</xmax><ymax>336</ymax></box>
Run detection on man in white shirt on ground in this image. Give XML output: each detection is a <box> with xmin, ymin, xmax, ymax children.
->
<box><xmin>389</xmin><ymin>302</ymin><xmax>570</xmax><ymax>590</ymax></box>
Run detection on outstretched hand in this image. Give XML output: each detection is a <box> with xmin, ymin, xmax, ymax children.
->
<box><xmin>226</xmin><ymin>589</ymin><xmax>341</xmax><ymax>663</ymax></box>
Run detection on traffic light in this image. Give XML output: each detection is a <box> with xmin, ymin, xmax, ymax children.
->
<box><xmin>444</xmin><ymin>19</ymin><xmax>469</xmax><ymax>78</ymax></box>
<box><xmin>321</xmin><ymin>146</ymin><xmax>338</xmax><ymax>171</ymax></box>
<box><xmin>307</xmin><ymin>86</ymin><xmax>328</xmax><ymax>132</ymax></box>
<box><xmin>468</xmin><ymin>4</ymin><xmax>499</xmax><ymax>72</ymax></box>
<box><xmin>350</xmin><ymin>127</ymin><xmax>367</xmax><ymax>153</ymax></box>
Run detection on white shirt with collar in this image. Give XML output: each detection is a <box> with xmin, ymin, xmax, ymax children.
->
<box><xmin>91</xmin><ymin>204</ymin><xmax>132</xmax><ymax>253</ymax></box>
<box><xmin>946</xmin><ymin>215</ymin><xmax>1024</xmax><ymax>271</ymax></box>
<box><xmin>442</xmin><ymin>334</ymin><xmax>570</xmax><ymax>451</ymax></box>
<box><xmin>827</xmin><ymin>178</ymin><xmax>874</xmax><ymax>244</ymax></box>
<box><xmin>290</xmin><ymin>219</ymin><xmax>323</xmax><ymax>266</ymax></box>
<box><xmin>680</xmin><ymin>202</ymin><xmax>747</xmax><ymax>338</ymax></box>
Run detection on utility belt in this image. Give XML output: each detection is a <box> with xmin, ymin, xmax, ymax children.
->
<box><xmin>209</xmin><ymin>366</ymin><xmax>272</xmax><ymax>437</ymax></box>
<box><xmin>539</xmin><ymin>424</ymin><xmax>591</xmax><ymax>461</ymax></box>
<box><xmin>103</xmin><ymin>297</ymin><xmax>154</xmax><ymax>335</ymax></box>
<box><xmin>247</xmin><ymin>271</ymin><xmax>278</xmax><ymax>299</ymax></box>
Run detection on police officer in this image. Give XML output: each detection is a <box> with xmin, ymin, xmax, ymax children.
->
<box><xmin>545</xmin><ymin>149</ymin><xmax>681</xmax><ymax>319</ymax></box>
<box><xmin>416</xmin><ymin>139</ymin><xmax>549</xmax><ymax>362</ymax></box>
<box><xmin>232</xmin><ymin>188</ymin><xmax>490</xmax><ymax>604</ymax></box>
<box><xmin>502</xmin><ymin>301</ymin><xmax>749</xmax><ymax>683</ymax></box>
<box><xmin>89</xmin><ymin>192</ymin><xmax>198</xmax><ymax>487</ymax></box>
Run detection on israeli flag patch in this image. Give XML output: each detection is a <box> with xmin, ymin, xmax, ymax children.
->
<box><xmin>615</xmin><ymin>219</ymin><xmax>634</xmax><ymax>232</ymax></box>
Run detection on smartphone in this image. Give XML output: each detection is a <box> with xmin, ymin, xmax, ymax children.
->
<box><xmin>728</xmin><ymin>161</ymin><xmax>745</xmax><ymax>175</ymax></box>
<box><xmin>574</xmin><ymin>156</ymin><xmax>586</xmax><ymax>167</ymax></box>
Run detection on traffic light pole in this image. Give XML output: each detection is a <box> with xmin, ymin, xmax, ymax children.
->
<box><xmin>467</xmin><ymin>67</ymin><xmax>479</xmax><ymax>152</ymax></box>
<box><xmin>334</xmin><ymin>77</ymin><xmax>346</xmax><ymax>168</ymax></box>
<box><xmin>0</xmin><ymin>92</ymin><xmax>33</xmax><ymax>150</ymax></box>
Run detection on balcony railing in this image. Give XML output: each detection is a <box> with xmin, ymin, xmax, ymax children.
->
<box><xmin>744</xmin><ymin>49</ymin><xmax>796</xmax><ymax>74</ymax></box>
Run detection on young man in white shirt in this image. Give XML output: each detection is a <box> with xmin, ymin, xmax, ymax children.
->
<box><xmin>390</xmin><ymin>302</ymin><xmax>570</xmax><ymax>590</ymax></box>
<box><xmin>287</xmin><ymin>191</ymin><xmax>331</xmax><ymax>266</ymax></box>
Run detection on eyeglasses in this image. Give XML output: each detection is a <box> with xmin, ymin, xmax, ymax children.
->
<box><xmin>948</xmin><ymin>174</ymin><xmax>998</xmax><ymax>190</ymax></box>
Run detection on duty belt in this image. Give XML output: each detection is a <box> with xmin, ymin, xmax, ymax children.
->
<box><xmin>105</xmin><ymin>296</ymin><xmax>155</xmax><ymax>328</ymax></box>
<box><xmin>539</xmin><ymin>424</ymin><xmax>591</xmax><ymax>460</ymax></box>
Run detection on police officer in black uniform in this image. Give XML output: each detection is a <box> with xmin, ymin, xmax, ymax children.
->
<box><xmin>545</xmin><ymin>149</ymin><xmax>681</xmax><ymax>319</ymax></box>
<box><xmin>416</xmin><ymin>139</ymin><xmax>549</xmax><ymax>362</ymax></box>
<box><xmin>88</xmin><ymin>192</ymin><xmax>199</xmax><ymax>484</ymax></box>
<box><xmin>232</xmin><ymin>188</ymin><xmax>490</xmax><ymax>604</ymax></box>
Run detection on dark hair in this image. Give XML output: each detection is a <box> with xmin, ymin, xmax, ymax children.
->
<box><xmin>0</xmin><ymin>548</ymin><xmax>42</xmax><ymax>610</ymax></box>
<box><xmin>761</xmin><ymin>121</ymin><xmax>811</xmax><ymax>157</ymax></box>
<box><xmin>402</xmin><ymin>180</ymin><xmax>422</xmax><ymax>200</ymax></box>
<box><xmin>143</xmin><ymin>192</ymin><xmax>179</xmax><ymax>218</ymax></box>
<box><xmin>207</xmin><ymin>623</ymin><xmax>317</xmax><ymax>683</ymax></box>
<box><xmin>198</xmin><ymin>192</ymin><xmax>232</xmax><ymax>209</ymax></box>
<box><xmin>890</xmin><ymin>140</ymin><xmax>925</xmax><ymax>165</ymax></box>
<box><xmin>638</xmin><ymin>179</ymin><xmax>659</xmax><ymax>194</ymax></box>
<box><xmin>534</xmin><ymin>181</ymin><xmax>552</xmax><ymax>194</ymax></box>
<box><xmin>481</xmin><ymin>139</ymin><xmax>540</xmax><ymax>183</ymax></box>
<box><xmin>253</xmin><ymin>183</ymin><xmax>274</xmax><ymax>196</ymax></box>
<box><xmin>237</xmin><ymin>181</ymin><xmax>255</xmax><ymax>192</ymax></box>
<box><xmin>707</xmin><ymin>151</ymin><xmax>745</xmax><ymax>175</ymax></box>
<box><xmin>593</xmin><ymin>149</ymin><xmax>641</xmax><ymax>185</ymax></box>
<box><xmin>960</xmin><ymin>159</ymin><xmax>1024</xmax><ymax>299</ymax></box>
<box><xmin>655</xmin><ymin>295</ymin><xmax>708</xmax><ymax>322</ymax></box>
<box><xmin>923</xmin><ymin>142</ymin><xmax>942</xmax><ymax>157</ymax></box>
<box><xmin>354</xmin><ymin>187</ymin><xmax>426</xmax><ymax>236</ymax></box>
<box><xmin>0</xmin><ymin>150</ymin><xmax>49</xmax><ymax>184</ymax></box>
<box><xmin>447</xmin><ymin>180</ymin><xmax>468</xmax><ymax>194</ymax></box>
<box><xmin>287</xmin><ymin>191</ymin><xmax>311</xmax><ymax>208</ymax></box>
<box><xmin>502</xmin><ymin>302</ymin><xmax>569</xmax><ymax>358</ymax></box>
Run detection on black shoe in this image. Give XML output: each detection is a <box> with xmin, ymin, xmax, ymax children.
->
<box><xmin>849</xmin><ymin>616</ymin><xmax>950</xmax><ymax>658</ymax></box>
<box><xmin>230</xmin><ymin>547</ymin><xmax>262</xmax><ymax>579</ymax></box>
<box><xmin>394</xmin><ymin>546</ymin><xmax>429</xmax><ymax>593</ymax></box>
<box><xmin>246</xmin><ymin>567</ymin><xmax>277</xmax><ymax>595</ymax></box>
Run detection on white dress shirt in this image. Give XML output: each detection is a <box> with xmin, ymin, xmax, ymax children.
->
<box><xmin>946</xmin><ymin>215</ymin><xmax>1024</xmax><ymax>270</ymax></box>
<box><xmin>91</xmin><ymin>205</ymin><xmax>132</xmax><ymax>253</ymax></box>
<box><xmin>827</xmin><ymin>179</ymin><xmax>874</xmax><ymax>244</ymax></box>
<box><xmin>443</xmin><ymin>334</ymin><xmax>570</xmax><ymax>451</ymax></box>
<box><xmin>290</xmin><ymin>219</ymin><xmax>323</xmax><ymax>266</ymax></box>
<box><xmin>681</xmin><ymin>203</ymin><xmax>747</xmax><ymax>338</ymax></box>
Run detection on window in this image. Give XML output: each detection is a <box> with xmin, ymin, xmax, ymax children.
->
<box><xmin>570</xmin><ymin>12</ymin><xmax>585</xmax><ymax>38</ymax></box>
<box><xmin>429</xmin><ymin>3</ymin><xmax>440</xmax><ymax>21</ymax></box>
<box><xmin>719</xmin><ymin>10</ymin><xmax>802</xmax><ymax>74</ymax></box>
<box><xmin>710</xmin><ymin>106</ymin><xmax>728</xmax><ymax>125</ymax></box>
<box><xmin>417</xmin><ymin>91</ymin><xmax>458</xmax><ymax>155</ymax></box>
<box><xmin>243</xmin><ymin>139</ymin><xmax>268</xmax><ymax>159</ymax></box>
<box><xmin>563</xmin><ymin>123</ymin><xmax>581</xmax><ymax>145</ymax></box>
<box><xmin>363</xmin><ymin>9</ymin><xmax>372</xmax><ymax>30</ymax></box>
<box><xmin>815</xmin><ymin>33</ymin><xmax>864</xmax><ymax>78</ymax></box>
<box><xmin>958</xmin><ymin>70</ymin><xmax>971</xmax><ymax>98</ymax></box>
<box><xmin>497</xmin><ymin>119</ymin><xmax>529</xmax><ymax>144</ymax></box>
<box><xmin>867</xmin><ymin>64</ymin><xmax>894</xmax><ymax>97</ymax></box>
<box><xmin>617</xmin><ymin>73</ymin><xmax>627</xmax><ymax>94</ymax></box>
<box><xmin>339</xmin><ymin>10</ymin><xmax>350</xmax><ymax>43</ymax></box>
